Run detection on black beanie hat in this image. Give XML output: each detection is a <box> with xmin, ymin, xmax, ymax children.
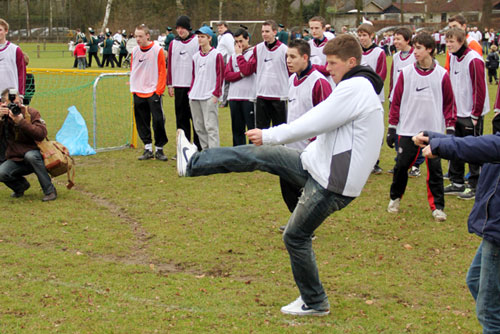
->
<box><xmin>176</xmin><ymin>15</ymin><xmax>191</xmax><ymax>31</ymax></box>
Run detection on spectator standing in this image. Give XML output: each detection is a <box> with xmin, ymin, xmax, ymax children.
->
<box><xmin>225</xmin><ymin>28</ymin><xmax>256</xmax><ymax>146</ymax></box>
<box><xmin>216</xmin><ymin>21</ymin><xmax>234</xmax><ymax>108</ymax></box>
<box><xmin>277</xmin><ymin>24</ymin><xmax>289</xmax><ymax>45</ymax></box>
<box><xmin>86</xmin><ymin>28</ymin><xmax>102</xmax><ymax>68</ymax></box>
<box><xmin>101</xmin><ymin>32</ymin><xmax>117</xmax><ymax>68</ymax></box>
<box><xmin>164</xmin><ymin>27</ymin><xmax>175</xmax><ymax>52</ymax></box>
<box><xmin>444</xmin><ymin>28</ymin><xmax>489</xmax><ymax>200</ymax></box>
<box><xmin>236</xmin><ymin>20</ymin><xmax>289</xmax><ymax>129</ymax></box>
<box><xmin>73</xmin><ymin>38</ymin><xmax>87</xmax><ymax>69</ymax></box>
<box><xmin>188</xmin><ymin>26</ymin><xmax>224</xmax><ymax>150</ymax></box>
<box><xmin>486</xmin><ymin>45</ymin><xmax>499</xmax><ymax>85</ymax></box>
<box><xmin>387</xmin><ymin>33</ymin><xmax>456</xmax><ymax>222</ymax></box>
<box><xmin>167</xmin><ymin>15</ymin><xmax>201</xmax><ymax>150</ymax></box>
<box><xmin>129</xmin><ymin>25</ymin><xmax>168</xmax><ymax>161</ymax></box>
<box><xmin>118</xmin><ymin>31</ymin><xmax>128</xmax><ymax>68</ymax></box>
<box><xmin>482</xmin><ymin>27</ymin><xmax>490</xmax><ymax>55</ymax></box>
<box><xmin>0</xmin><ymin>19</ymin><xmax>26</xmax><ymax>97</ymax></box>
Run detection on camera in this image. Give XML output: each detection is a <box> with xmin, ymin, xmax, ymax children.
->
<box><xmin>7</xmin><ymin>89</ymin><xmax>21</xmax><ymax>116</ymax></box>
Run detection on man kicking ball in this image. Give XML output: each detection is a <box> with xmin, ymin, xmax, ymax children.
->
<box><xmin>176</xmin><ymin>34</ymin><xmax>384</xmax><ymax>316</ymax></box>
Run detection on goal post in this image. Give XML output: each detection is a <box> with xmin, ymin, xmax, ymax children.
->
<box><xmin>26</xmin><ymin>68</ymin><xmax>137</xmax><ymax>152</ymax></box>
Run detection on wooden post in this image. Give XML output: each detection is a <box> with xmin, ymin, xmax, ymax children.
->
<box><xmin>37</xmin><ymin>44</ymin><xmax>40</xmax><ymax>58</ymax></box>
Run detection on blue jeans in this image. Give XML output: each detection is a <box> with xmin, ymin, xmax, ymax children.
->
<box><xmin>0</xmin><ymin>150</ymin><xmax>55</xmax><ymax>195</ymax></box>
<box><xmin>187</xmin><ymin>144</ymin><xmax>354</xmax><ymax>310</ymax></box>
<box><xmin>467</xmin><ymin>239</ymin><xmax>500</xmax><ymax>334</ymax></box>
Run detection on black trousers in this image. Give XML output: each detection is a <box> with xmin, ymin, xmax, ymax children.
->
<box><xmin>449</xmin><ymin>116</ymin><xmax>483</xmax><ymax>189</ymax></box>
<box><xmin>229</xmin><ymin>100</ymin><xmax>255</xmax><ymax>146</ymax></box>
<box><xmin>118</xmin><ymin>53</ymin><xmax>128</xmax><ymax>67</ymax></box>
<box><xmin>174</xmin><ymin>87</ymin><xmax>201</xmax><ymax>150</ymax></box>
<box><xmin>255</xmin><ymin>98</ymin><xmax>287</xmax><ymax>129</ymax></box>
<box><xmin>390</xmin><ymin>136</ymin><xmax>444</xmax><ymax>211</ymax></box>
<box><xmin>488</xmin><ymin>68</ymin><xmax>498</xmax><ymax>84</ymax></box>
<box><xmin>133</xmin><ymin>94</ymin><xmax>168</xmax><ymax>148</ymax></box>
<box><xmin>103</xmin><ymin>54</ymin><xmax>117</xmax><ymax>68</ymax></box>
<box><xmin>88</xmin><ymin>52</ymin><xmax>101</xmax><ymax>67</ymax></box>
<box><xmin>280</xmin><ymin>177</ymin><xmax>302</xmax><ymax>213</ymax></box>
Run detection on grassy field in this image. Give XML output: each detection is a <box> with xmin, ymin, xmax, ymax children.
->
<box><xmin>0</xmin><ymin>43</ymin><xmax>497</xmax><ymax>333</ymax></box>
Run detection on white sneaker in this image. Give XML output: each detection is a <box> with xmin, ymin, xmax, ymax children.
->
<box><xmin>387</xmin><ymin>198</ymin><xmax>400</xmax><ymax>213</ymax></box>
<box><xmin>280</xmin><ymin>296</ymin><xmax>330</xmax><ymax>316</ymax></box>
<box><xmin>432</xmin><ymin>209</ymin><xmax>447</xmax><ymax>222</ymax></box>
<box><xmin>176</xmin><ymin>129</ymin><xmax>198</xmax><ymax>177</ymax></box>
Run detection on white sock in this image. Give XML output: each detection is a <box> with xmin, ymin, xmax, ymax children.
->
<box><xmin>144</xmin><ymin>143</ymin><xmax>153</xmax><ymax>151</ymax></box>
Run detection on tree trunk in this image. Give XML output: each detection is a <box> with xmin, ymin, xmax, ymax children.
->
<box><xmin>319</xmin><ymin>0</ymin><xmax>326</xmax><ymax>18</ymax></box>
<box><xmin>219</xmin><ymin>0</ymin><xmax>223</xmax><ymax>21</ymax></box>
<box><xmin>355</xmin><ymin>0</ymin><xmax>362</xmax><ymax>26</ymax></box>
<box><xmin>482</xmin><ymin>0</ymin><xmax>491</xmax><ymax>29</ymax></box>
<box><xmin>176</xmin><ymin>0</ymin><xmax>184</xmax><ymax>15</ymax></box>
<box><xmin>400</xmin><ymin>0</ymin><xmax>404</xmax><ymax>24</ymax></box>
<box><xmin>26</xmin><ymin>0</ymin><xmax>30</xmax><ymax>38</ymax></box>
<box><xmin>101</xmin><ymin>0</ymin><xmax>113</xmax><ymax>33</ymax></box>
<box><xmin>49</xmin><ymin>0</ymin><xmax>53</xmax><ymax>37</ymax></box>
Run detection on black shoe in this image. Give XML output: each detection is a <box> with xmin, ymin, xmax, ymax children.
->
<box><xmin>155</xmin><ymin>150</ymin><xmax>168</xmax><ymax>161</ymax></box>
<box><xmin>11</xmin><ymin>182</ymin><xmax>30</xmax><ymax>198</ymax></box>
<box><xmin>371</xmin><ymin>164</ymin><xmax>383</xmax><ymax>175</ymax></box>
<box><xmin>138</xmin><ymin>149</ymin><xmax>154</xmax><ymax>160</ymax></box>
<box><xmin>444</xmin><ymin>183</ymin><xmax>466</xmax><ymax>195</ymax></box>
<box><xmin>42</xmin><ymin>188</ymin><xmax>57</xmax><ymax>202</ymax></box>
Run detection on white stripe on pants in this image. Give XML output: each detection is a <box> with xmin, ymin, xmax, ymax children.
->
<box><xmin>189</xmin><ymin>98</ymin><xmax>220</xmax><ymax>150</ymax></box>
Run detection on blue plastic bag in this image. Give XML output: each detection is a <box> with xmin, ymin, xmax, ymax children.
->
<box><xmin>56</xmin><ymin>106</ymin><xmax>96</xmax><ymax>156</ymax></box>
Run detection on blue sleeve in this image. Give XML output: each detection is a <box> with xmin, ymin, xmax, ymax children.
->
<box><xmin>430</xmin><ymin>133</ymin><xmax>500</xmax><ymax>164</ymax></box>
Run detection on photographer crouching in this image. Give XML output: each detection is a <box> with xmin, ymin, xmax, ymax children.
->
<box><xmin>0</xmin><ymin>88</ymin><xmax>57</xmax><ymax>201</ymax></box>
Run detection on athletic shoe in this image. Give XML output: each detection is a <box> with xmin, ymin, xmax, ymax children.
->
<box><xmin>386</xmin><ymin>168</ymin><xmax>394</xmax><ymax>174</ymax></box>
<box><xmin>280</xmin><ymin>296</ymin><xmax>330</xmax><ymax>316</ymax></box>
<box><xmin>458</xmin><ymin>188</ymin><xmax>475</xmax><ymax>200</ymax></box>
<box><xmin>155</xmin><ymin>149</ymin><xmax>168</xmax><ymax>161</ymax></box>
<box><xmin>176</xmin><ymin>129</ymin><xmax>198</xmax><ymax>177</ymax></box>
<box><xmin>371</xmin><ymin>164</ymin><xmax>383</xmax><ymax>175</ymax></box>
<box><xmin>11</xmin><ymin>182</ymin><xmax>30</xmax><ymax>198</ymax></box>
<box><xmin>387</xmin><ymin>198</ymin><xmax>400</xmax><ymax>213</ymax></box>
<box><xmin>443</xmin><ymin>183</ymin><xmax>466</xmax><ymax>196</ymax></box>
<box><xmin>432</xmin><ymin>209</ymin><xmax>447</xmax><ymax>222</ymax></box>
<box><xmin>138</xmin><ymin>149</ymin><xmax>154</xmax><ymax>160</ymax></box>
<box><xmin>408</xmin><ymin>166</ymin><xmax>421</xmax><ymax>178</ymax></box>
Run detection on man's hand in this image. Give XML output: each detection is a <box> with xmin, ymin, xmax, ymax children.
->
<box><xmin>211</xmin><ymin>96</ymin><xmax>218</xmax><ymax>104</ymax></box>
<box><xmin>386</xmin><ymin>127</ymin><xmax>396</xmax><ymax>148</ymax></box>
<box><xmin>412</xmin><ymin>132</ymin><xmax>429</xmax><ymax>147</ymax></box>
<box><xmin>472</xmin><ymin>118</ymin><xmax>478</xmax><ymax>127</ymax></box>
<box><xmin>168</xmin><ymin>87</ymin><xmax>174</xmax><ymax>97</ymax></box>
<box><xmin>234</xmin><ymin>43</ymin><xmax>242</xmax><ymax>55</ymax></box>
<box><xmin>246</xmin><ymin>129</ymin><xmax>263</xmax><ymax>146</ymax></box>
<box><xmin>422</xmin><ymin>145</ymin><xmax>437</xmax><ymax>159</ymax></box>
<box><xmin>0</xmin><ymin>103</ymin><xmax>9</xmax><ymax>118</ymax></box>
<box><xmin>10</xmin><ymin>110</ymin><xmax>24</xmax><ymax>124</ymax></box>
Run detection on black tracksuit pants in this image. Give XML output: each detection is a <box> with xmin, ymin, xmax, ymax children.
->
<box><xmin>229</xmin><ymin>100</ymin><xmax>255</xmax><ymax>146</ymax></box>
<box><xmin>449</xmin><ymin>116</ymin><xmax>483</xmax><ymax>189</ymax></box>
<box><xmin>390</xmin><ymin>136</ymin><xmax>444</xmax><ymax>211</ymax></box>
<box><xmin>88</xmin><ymin>52</ymin><xmax>101</xmax><ymax>67</ymax></box>
<box><xmin>133</xmin><ymin>94</ymin><xmax>168</xmax><ymax>148</ymax></box>
<box><xmin>255</xmin><ymin>98</ymin><xmax>287</xmax><ymax>129</ymax></box>
<box><xmin>174</xmin><ymin>87</ymin><xmax>201</xmax><ymax>150</ymax></box>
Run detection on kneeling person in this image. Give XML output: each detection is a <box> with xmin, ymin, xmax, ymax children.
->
<box><xmin>177</xmin><ymin>35</ymin><xmax>384</xmax><ymax>316</ymax></box>
<box><xmin>0</xmin><ymin>89</ymin><xmax>57</xmax><ymax>201</ymax></box>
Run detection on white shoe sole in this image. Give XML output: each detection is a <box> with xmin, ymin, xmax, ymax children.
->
<box><xmin>176</xmin><ymin>129</ymin><xmax>186</xmax><ymax>177</ymax></box>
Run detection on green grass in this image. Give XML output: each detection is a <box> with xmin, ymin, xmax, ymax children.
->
<box><xmin>0</xmin><ymin>44</ymin><xmax>497</xmax><ymax>333</ymax></box>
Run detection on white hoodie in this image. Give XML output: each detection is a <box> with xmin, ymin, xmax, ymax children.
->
<box><xmin>262</xmin><ymin>76</ymin><xmax>384</xmax><ymax>197</ymax></box>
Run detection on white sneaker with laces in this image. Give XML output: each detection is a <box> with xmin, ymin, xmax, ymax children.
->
<box><xmin>432</xmin><ymin>209</ymin><xmax>447</xmax><ymax>222</ymax></box>
<box><xmin>280</xmin><ymin>296</ymin><xmax>330</xmax><ymax>316</ymax></box>
<box><xmin>387</xmin><ymin>198</ymin><xmax>400</xmax><ymax>213</ymax></box>
<box><xmin>176</xmin><ymin>129</ymin><xmax>198</xmax><ymax>177</ymax></box>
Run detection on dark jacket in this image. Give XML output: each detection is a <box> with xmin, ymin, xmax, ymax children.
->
<box><xmin>486</xmin><ymin>51</ymin><xmax>499</xmax><ymax>69</ymax></box>
<box><xmin>0</xmin><ymin>106</ymin><xmax>47</xmax><ymax>161</ymax></box>
<box><xmin>428</xmin><ymin>132</ymin><xmax>500</xmax><ymax>244</ymax></box>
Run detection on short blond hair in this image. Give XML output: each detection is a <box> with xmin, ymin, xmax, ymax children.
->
<box><xmin>0</xmin><ymin>19</ymin><xmax>9</xmax><ymax>31</ymax></box>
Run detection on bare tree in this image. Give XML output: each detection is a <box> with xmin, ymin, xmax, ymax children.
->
<box><xmin>219</xmin><ymin>0</ymin><xmax>224</xmax><ymax>21</ymax></box>
<box><xmin>101</xmin><ymin>0</ymin><xmax>113</xmax><ymax>33</ymax></box>
<box><xmin>49</xmin><ymin>0</ymin><xmax>53</xmax><ymax>37</ymax></box>
<box><xmin>400</xmin><ymin>0</ymin><xmax>404</xmax><ymax>24</ymax></box>
<box><xmin>26</xmin><ymin>0</ymin><xmax>31</xmax><ymax>37</ymax></box>
<box><xmin>176</xmin><ymin>0</ymin><xmax>184</xmax><ymax>15</ymax></box>
<box><xmin>355</xmin><ymin>0</ymin><xmax>362</xmax><ymax>26</ymax></box>
<box><xmin>482</xmin><ymin>0</ymin><xmax>492</xmax><ymax>29</ymax></box>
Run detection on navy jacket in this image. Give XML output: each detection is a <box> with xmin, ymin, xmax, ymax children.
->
<box><xmin>428</xmin><ymin>132</ymin><xmax>500</xmax><ymax>244</ymax></box>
